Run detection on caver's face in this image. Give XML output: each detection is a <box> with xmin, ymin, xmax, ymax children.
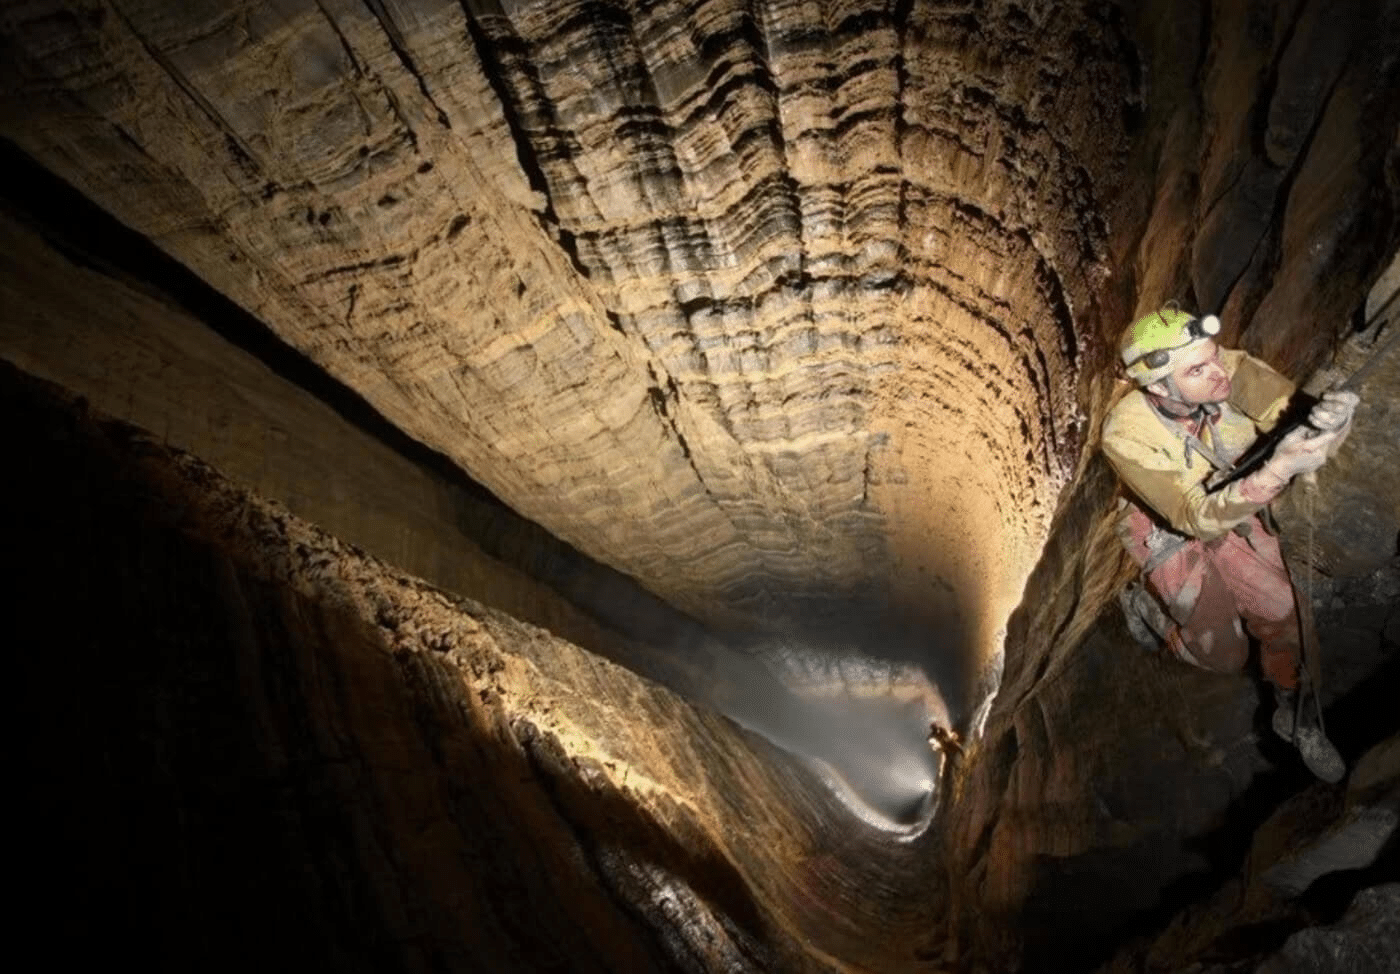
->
<box><xmin>1150</xmin><ymin>339</ymin><xmax>1231</xmax><ymax>405</ymax></box>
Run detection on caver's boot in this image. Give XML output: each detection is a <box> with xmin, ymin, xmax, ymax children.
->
<box><xmin>1275</xmin><ymin>686</ymin><xmax>1345</xmax><ymax>784</ymax></box>
<box><xmin>1295</xmin><ymin>722</ymin><xmax>1346</xmax><ymax>784</ymax></box>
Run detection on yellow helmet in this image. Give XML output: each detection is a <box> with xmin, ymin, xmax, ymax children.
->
<box><xmin>1120</xmin><ymin>306</ymin><xmax>1221</xmax><ymax>385</ymax></box>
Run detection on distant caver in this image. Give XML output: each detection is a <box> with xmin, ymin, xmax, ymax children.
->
<box><xmin>1101</xmin><ymin>305</ymin><xmax>1358</xmax><ymax>783</ymax></box>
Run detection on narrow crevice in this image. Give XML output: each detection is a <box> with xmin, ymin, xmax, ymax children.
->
<box><xmin>456</xmin><ymin>1</ymin><xmax>591</xmax><ymax>279</ymax></box>
<box><xmin>361</xmin><ymin>0</ymin><xmax>453</xmax><ymax>129</ymax></box>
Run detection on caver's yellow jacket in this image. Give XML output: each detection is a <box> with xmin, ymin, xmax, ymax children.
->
<box><xmin>1101</xmin><ymin>349</ymin><xmax>1296</xmax><ymax>541</ymax></box>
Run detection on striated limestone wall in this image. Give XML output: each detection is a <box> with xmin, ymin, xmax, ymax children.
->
<box><xmin>0</xmin><ymin>157</ymin><xmax>761</xmax><ymax>721</ymax></box>
<box><xmin>0</xmin><ymin>173</ymin><xmax>948</xmax><ymax>824</ymax></box>
<box><xmin>2</xmin><ymin>1</ymin><xmax>1398</xmax><ymax>970</ymax></box>
<box><xmin>0</xmin><ymin>195</ymin><xmax>641</xmax><ymax>663</ymax></box>
<box><xmin>0</xmin><ymin>0</ymin><xmax>1144</xmax><ymax>685</ymax></box>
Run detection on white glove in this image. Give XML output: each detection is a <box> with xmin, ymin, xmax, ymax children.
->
<box><xmin>1262</xmin><ymin>423</ymin><xmax>1342</xmax><ymax>481</ymax></box>
<box><xmin>1307</xmin><ymin>390</ymin><xmax>1359</xmax><ymax>433</ymax></box>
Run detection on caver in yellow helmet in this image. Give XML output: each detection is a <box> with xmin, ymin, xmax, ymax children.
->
<box><xmin>1120</xmin><ymin>305</ymin><xmax>1221</xmax><ymax>386</ymax></box>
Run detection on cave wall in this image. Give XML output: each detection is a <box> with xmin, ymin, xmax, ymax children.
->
<box><xmin>0</xmin><ymin>176</ymin><xmax>949</xmax><ymax>819</ymax></box>
<box><xmin>3</xmin><ymin>0</ymin><xmax>1399</xmax><ymax>971</ymax></box>
<box><xmin>0</xmin><ymin>159</ymin><xmax>775</xmax><ymax>711</ymax></box>
<box><xmin>4</xmin><ymin>0</ymin><xmax>1392</xmax><ymax>708</ymax></box>
<box><xmin>936</xmin><ymin>0</ymin><xmax>1400</xmax><ymax>963</ymax></box>
<box><xmin>0</xmin><ymin>0</ymin><xmax>1149</xmax><ymax>681</ymax></box>
<box><xmin>0</xmin><ymin>192</ymin><xmax>634</xmax><ymax>660</ymax></box>
<box><xmin>8</xmin><ymin>362</ymin><xmax>949</xmax><ymax>973</ymax></box>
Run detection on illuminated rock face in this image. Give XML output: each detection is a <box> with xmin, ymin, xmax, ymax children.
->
<box><xmin>3</xmin><ymin>0</ymin><xmax>1399</xmax><ymax>971</ymax></box>
<box><xmin>0</xmin><ymin>0</ymin><xmax>1142</xmax><ymax>684</ymax></box>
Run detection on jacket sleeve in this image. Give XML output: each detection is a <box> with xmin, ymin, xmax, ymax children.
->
<box><xmin>1225</xmin><ymin>350</ymin><xmax>1296</xmax><ymax>430</ymax></box>
<box><xmin>1101</xmin><ymin>414</ymin><xmax>1267</xmax><ymax>540</ymax></box>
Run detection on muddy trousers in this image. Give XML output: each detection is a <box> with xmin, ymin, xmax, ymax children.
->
<box><xmin>1121</xmin><ymin>508</ymin><xmax>1301</xmax><ymax>691</ymax></box>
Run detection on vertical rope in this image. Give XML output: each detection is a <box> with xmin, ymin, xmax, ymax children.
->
<box><xmin>1299</xmin><ymin>478</ymin><xmax>1327</xmax><ymax>736</ymax></box>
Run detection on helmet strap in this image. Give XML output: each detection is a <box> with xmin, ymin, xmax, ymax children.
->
<box><xmin>1147</xmin><ymin>382</ymin><xmax>1222</xmax><ymax>423</ymax></box>
<box><xmin>1147</xmin><ymin>380</ymin><xmax>1194</xmax><ymax>417</ymax></box>
<box><xmin>1160</xmin><ymin>374</ymin><xmax>1185</xmax><ymax>403</ymax></box>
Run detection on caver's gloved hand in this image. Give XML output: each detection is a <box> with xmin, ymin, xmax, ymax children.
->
<box><xmin>1308</xmin><ymin>389</ymin><xmax>1360</xmax><ymax>432</ymax></box>
<box><xmin>1260</xmin><ymin>422</ymin><xmax>1344</xmax><ymax>482</ymax></box>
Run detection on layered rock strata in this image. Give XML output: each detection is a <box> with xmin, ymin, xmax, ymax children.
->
<box><xmin>0</xmin><ymin>151</ymin><xmax>760</xmax><ymax>723</ymax></box>
<box><xmin>3</xmin><ymin>0</ymin><xmax>1400</xmax><ymax>971</ymax></box>
<box><xmin>0</xmin><ymin>0</ymin><xmax>1143</xmax><ymax>688</ymax></box>
<box><xmin>0</xmin><ymin>188</ymin><xmax>639</xmax><ymax>665</ymax></box>
<box><xmin>0</xmin><ymin>171</ymin><xmax>947</xmax><ymax>823</ymax></box>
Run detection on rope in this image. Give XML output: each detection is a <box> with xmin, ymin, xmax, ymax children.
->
<box><xmin>1293</xmin><ymin>479</ymin><xmax>1327</xmax><ymax>739</ymax></box>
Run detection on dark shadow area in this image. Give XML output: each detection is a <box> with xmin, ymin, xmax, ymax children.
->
<box><xmin>6</xmin><ymin>356</ymin><xmax>956</xmax><ymax>972</ymax></box>
<box><xmin>1016</xmin><ymin>603</ymin><xmax>1398</xmax><ymax>974</ymax></box>
<box><xmin>6</xmin><ymin>359</ymin><xmax>793</xmax><ymax>972</ymax></box>
<box><xmin>1301</xmin><ymin>832</ymin><xmax>1400</xmax><ymax>923</ymax></box>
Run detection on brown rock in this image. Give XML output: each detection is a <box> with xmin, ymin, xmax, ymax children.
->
<box><xmin>3</xmin><ymin>1</ymin><xmax>1399</xmax><ymax>970</ymax></box>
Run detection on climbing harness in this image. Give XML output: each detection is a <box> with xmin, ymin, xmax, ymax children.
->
<box><xmin>1145</xmin><ymin>397</ymin><xmax>1236</xmax><ymax>474</ymax></box>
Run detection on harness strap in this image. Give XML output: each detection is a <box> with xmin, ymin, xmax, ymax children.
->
<box><xmin>1147</xmin><ymin>398</ymin><xmax>1234</xmax><ymax>472</ymax></box>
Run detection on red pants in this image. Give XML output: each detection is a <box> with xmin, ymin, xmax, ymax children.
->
<box><xmin>1119</xmin><ymin>506</ymin><xmax>1301</xmax><ymax>690</ymax></box>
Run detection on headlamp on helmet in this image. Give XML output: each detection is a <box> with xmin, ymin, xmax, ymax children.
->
<box><xmin>1120</xmin><ymin>306</ymin><xmax>1221</xmax><ymax>386</ymax></box>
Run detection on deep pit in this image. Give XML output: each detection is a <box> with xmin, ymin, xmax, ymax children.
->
<box><xmin>4</xmin><ymin>0</ymin><xmax>1399</xmax><ymax>971</ymax></box>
